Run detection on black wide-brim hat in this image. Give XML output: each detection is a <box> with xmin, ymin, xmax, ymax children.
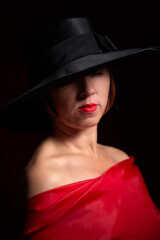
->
<box><xmin>0</xmin><ymin>17</ymin><xmax>160</xmax><ymax>132</ymax></box>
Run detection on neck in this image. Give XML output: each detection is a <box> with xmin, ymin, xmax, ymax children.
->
<box><xmin>49</xmin><ymin>120</ymin><xmax>98</xmax><ymax>156</ymax></box>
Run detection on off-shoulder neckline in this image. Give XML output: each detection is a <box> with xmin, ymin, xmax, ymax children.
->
<box><xmin>28</xmin><ymin>156</ymin><xmax>135</xmax><ymax>201</ymax></box>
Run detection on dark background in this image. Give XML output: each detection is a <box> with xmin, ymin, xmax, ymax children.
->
<box><xmin>0</xmin><ymin>0</ymin><xmax>160</xmax><ymax>239</ymax></box>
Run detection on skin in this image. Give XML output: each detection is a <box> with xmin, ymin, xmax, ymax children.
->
<box><xmin>26</xmin><ymin>66</ymin><xmax>129</xmax><ymax>198</ymax></box>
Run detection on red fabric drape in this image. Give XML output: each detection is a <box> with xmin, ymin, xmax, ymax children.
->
<box><xmin>22</xmin><ymin>156</ymin><xmax>160</xmax><ymax>240</ymax></box>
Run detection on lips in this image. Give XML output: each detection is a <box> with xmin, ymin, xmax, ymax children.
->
<box><xmin>78</xmin><ymin>103</ymin><xmax>97</xmax><ymax>113</ymax></box>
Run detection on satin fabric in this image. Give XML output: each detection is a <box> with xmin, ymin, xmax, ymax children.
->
<box><xmin>22</xmin><ymin>156</ymin><xmax>160</xmax><ymax>240</ymax></box>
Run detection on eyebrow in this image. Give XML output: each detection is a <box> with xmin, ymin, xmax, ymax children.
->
<box><xmin>81</xmin><ymin>65</ymin><xmax>107</xmax><ymax>76</ymax></box>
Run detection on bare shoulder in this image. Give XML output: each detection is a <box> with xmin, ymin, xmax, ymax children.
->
<box><xmin>28</xmin><ymin>137</ymin><xmax>59</xmax><ymax>165</ymax></box>
<box><xmin>26</xmin><ymin>137</ymin><xmax>64</xmax><ymax>198</ymax></box>
<box><xmin>99</xmin><ymin>144</ymin><xmax>130</xmax><ymax>163</ymax></box>
<box><xmin>26</xmin><ymin>137</ymin><xmax>57</xmax><ymax>180</ymax></box>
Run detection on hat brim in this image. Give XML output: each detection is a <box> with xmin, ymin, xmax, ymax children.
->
<box><xmin>0</xmin><ymin>46</ymin><xmax>160</xmax><ymax>132</ymax></box>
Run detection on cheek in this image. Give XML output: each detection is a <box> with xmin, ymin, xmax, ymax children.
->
<box><xmin>100</xmin><ymin>78</ymin><xmax>110</xmax><ymax>100</ymax></box>
<box><xmin>49</xmin><ymin>88</ymin><xmax>76</xmax><ymax>115</ymax></box>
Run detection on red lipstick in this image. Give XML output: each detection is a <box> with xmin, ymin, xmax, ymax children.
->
<box><xmin>78</xmin><ymin>103</ymin><xmax>97</xmax><ymax>113</ymax></box>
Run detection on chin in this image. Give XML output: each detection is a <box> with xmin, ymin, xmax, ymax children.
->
<box><xmin>76</xmin><ymin>117</ymin><xmax>100</xmax><ymax>129</ymax></box>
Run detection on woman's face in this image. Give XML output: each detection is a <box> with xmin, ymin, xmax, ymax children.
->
<box><xmin>48</xmin><ymin>66</ymin><xmax>110</xmax><ymax>130</ymax></box>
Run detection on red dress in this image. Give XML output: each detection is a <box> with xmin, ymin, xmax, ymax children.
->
<box><xmin>22</xmin><ymin>156</ymin><xmax>160</xmax><ymax>240</ymax></box>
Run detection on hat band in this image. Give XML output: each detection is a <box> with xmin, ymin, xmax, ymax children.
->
<box><xmin>28</xmin><ymin>32</ymin><xmax>106</xmax><ymax>85</ymax></box>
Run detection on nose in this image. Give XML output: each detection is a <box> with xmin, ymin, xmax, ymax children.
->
<box><xmin>77</xmin><ymin>76</ymin><xmax>96</xmax><ymax>99</ymax></box>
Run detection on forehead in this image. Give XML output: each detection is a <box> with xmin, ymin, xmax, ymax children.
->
<box><xmin>81</xmin><ymin>64</ymin><xmax>108</xmax><ymax>75</ymax></box>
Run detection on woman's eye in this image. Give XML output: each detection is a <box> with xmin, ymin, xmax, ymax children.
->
<box><xmin>92</xmin><ymin>71</ymin><xmax>103</xmax><ymax>76</ymax></box>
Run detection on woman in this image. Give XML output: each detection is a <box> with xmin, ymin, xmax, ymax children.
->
<box><xmin>0</xmin><ymin>17</ymin><xmax>160</xmax><ymax>239</ymax></box>
<box><xmin>27</xmin><ymin>65</ymin><xmax>124</xmax><ymax>198</ymax></box>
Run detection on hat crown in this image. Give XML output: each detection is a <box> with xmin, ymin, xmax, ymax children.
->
<box><xmin>54</xmin><ymin>17</ymin><xmax>93</xmax><ymax>39</ymax></box>
<box><xmin>24</xmin><ymin>17</ymin><xmax>93</xmax><ymax>52</ymax></box>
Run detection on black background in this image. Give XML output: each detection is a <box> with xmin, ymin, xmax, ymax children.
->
<box><xmin>0</xmin><ymin>0</ymin><xmax>160</xmax><ymax>239</ymax></box>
